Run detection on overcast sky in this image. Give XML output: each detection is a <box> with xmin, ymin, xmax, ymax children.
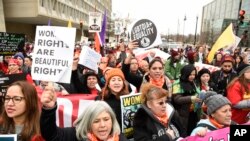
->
<box><xmin>112</xmin><ymin>0</ymin><xmax>213</xmax><ymax>35</ymax></box>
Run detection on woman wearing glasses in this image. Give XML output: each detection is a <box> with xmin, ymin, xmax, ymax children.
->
<box><xmin>0</xmin><ymin>81</ymin><xmax>44</xmax><ymax>141</ymax></box>
<box><xmin>133</xmin><ymin>83</ymin><xmax>185</xmax><ymax>141</ymax></box>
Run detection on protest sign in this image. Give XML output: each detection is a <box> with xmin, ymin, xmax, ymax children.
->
<box><xmin>89</xmin><ymin>12</ymin><xmax>102</xmax><ymax>32</ymax></box>
<box><xmin>120</xmin><ymin>93</ymin><xmax>142</xmax><ymax>138</ymax></box>
<box><xmin>114</xmin><ymin>21</ymin><xmax>123</xmax><ymax>35</ymax></box>
<box><xmin>0</xmin><ymin>134</ymin><xmax>17</xmax><ymax>141</ymax></box>
<box><xmin>0</xmin><ymin>73</ymin><xmax>27</xmax><ymax>96</ymax></box>
<box><xmin>78</xmin><ymin>46</ymin><xmax>102</xmax><ymax>72</ymax></box>
<box><xmin>32</xmin><ymin>26</ymin><xmax>76</xmax><ymax>83</ymax></box>
<box><xmin>134</xmin><ymin>48</ymin><xmax>170</xmax><ymax>61</ymax></box>
<box><xmin>194</xmin><ymin>62</ymin><xmax>220</xmax><ymax>73</ymax></box>
<box><xmin>129</xmin><ymin>19</ymin><xmax>162</xmax><ymax>49</ymax></box>
<box><xmin>0</xmin><ymin>32</ymin><xmax>25</xmax><ymax>56</ymax></box>
<box><xmin>181</xmin><ymin>127</ymin><xmax>230</xmax><ymax>141</ymax></box>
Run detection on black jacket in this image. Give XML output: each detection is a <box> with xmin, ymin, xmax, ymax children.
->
<box><xmin>40</xmin><ymin>105</ymin><xmax>128</xmax><ymax>141</ymax></box>
<box><xmin>133</xmin><ymin>104</ymin><xmax>186</xmax><ymax>141</ymax></box>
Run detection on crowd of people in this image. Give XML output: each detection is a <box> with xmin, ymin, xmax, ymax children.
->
<box><xmin>1</xmin><ymin>39</ymin><xmax>250</xmax><ymax>141</ymax></box>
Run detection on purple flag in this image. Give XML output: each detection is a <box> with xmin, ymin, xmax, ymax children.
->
<box><xmin>99</xmin><ymin>10</ymin><xmax>107</xmax><ymax>46</ymax></box>
<box><xmin>48</xmin><ymin>19</ymin><xmax>51</xmax><ymax>26</ymax></box>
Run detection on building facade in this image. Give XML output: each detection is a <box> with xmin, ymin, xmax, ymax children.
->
<box><xmin>1</xmin><ymin>0</ymin><xmax>112</xmax><ymax>42</ymax></box>
<box><xmin>200</xmin><ymin>0</ymin><xmax>249</xmax><ymax>47</ymax></box>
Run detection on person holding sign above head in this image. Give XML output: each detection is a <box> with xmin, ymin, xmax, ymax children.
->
<box><xmin>0</xmin><ymin>81</ymin><xmax>44</xmax><ymax>141</ymax></box>
<box><xmin>133</xmin><ymin>83</ymin><xmax>185</xmax><ymax>141</ymax></box>
<box><xmin>190</xmin><ymin>91</ymin><xmax>235</xmax><ymax>137</ymax></box>
<box><xmin>40</xmin><ymin>85</ymin><xmax>128</xmax><ymax>141</ymax></box>
<box><xmin>123</xmin><ymin>40</ymin><xmax>172</xmax><ymax>95</ymax></box>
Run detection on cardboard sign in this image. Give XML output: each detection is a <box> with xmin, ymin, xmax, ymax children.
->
<box><xmin>0</xmin><ymin>32</ymin><xmax>25</xmax><ymax>56</ymax></box>
<box><xmin>89</xmin><ymin>12</ymin><xmax>102</xmax><ymax>32</ymax></box>
<box><xmin>78</xmin><ymin>46</ymin><xmax>102</xmax><ymax>73</ymax></box>
<box><xmin>114</xmin><ymin>21</ymin><xmax>123</xmax><ymax>35</ymax></box>
<box><xmin>130</xmin><ymin>19</ymin><xmax>161</xmax><ymax>49</ymax></box>
<box><xmin>32</xmin><ymin>26</ymin><xmax>76</xmax><ymax>83</ymax></box>
<box><xmin>120</xmin><ymin>93</ymin><xmax>142</xmax><ymax>138</ymax></box>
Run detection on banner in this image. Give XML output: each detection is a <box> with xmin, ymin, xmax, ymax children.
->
<box><xmin>89</xmin><ymin>12</ymin><xmax>102</xmax><ymax>32</ymax></box>
<box><xmin>181</xmin><ymin>127</ymin><xmax>230</xmax><ymax>141</ymax></box>
<box><xmin>79</xmin><ymin>46</ymin><xmax>102</xmax><ymax>72</ymax></box>
<box><xmin>32</xmin><ymin>26</ymin><xmax>76</xmax><ymax>83</ymax></box>
<box><xmin>194</xmin><ymin>62</ymin><xmax>220</xmax><ymax>73</ymax></box>
<box><xmin>129</xmin><ymin>19</ymin><xmax>162</xmax><ymax>49</ymax></box>
<box><xmin>120</xmin><ymin>93</ymin><xmax>142</xmax><ymax>138</ymax></box>
<box><xmin>133</xmin><ymin>48</ymin><xmax>170</xmax><ymax>61</ymax></box>
<box><xmin>0</xmin><ymin>32</ymin><xmax>25</xmax><ymax>56</ymax></box>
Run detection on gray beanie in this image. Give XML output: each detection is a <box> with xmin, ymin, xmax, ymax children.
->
<box><xmin>204</xmin><ymin>91</ymin><xmax>231</xmax><ymax>115</ymax></box>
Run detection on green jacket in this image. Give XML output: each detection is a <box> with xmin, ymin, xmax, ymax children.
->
<box><xmin>164</xmin><ymin>59</ymin><xmax>183</xmax><ymax>80</ymax></box>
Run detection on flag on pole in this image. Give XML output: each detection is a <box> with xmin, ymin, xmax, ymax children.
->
<box><xmin>68</xmin><ymin>20</ymin><xmax>72</xmax><ymax>28</ymax></box>
<box><xmin>207</xmin><ymin>23</ymin><xmax>235</xmax><ymax>63</ymax></box>
<box><xmin>48</xmin><ymin>19</ymin><xmax>51</xmax><ymax>26</ymax></box>
<box><xmin>95</xmin><ymin>10</ymin><xmax>107</xmax><ymax>53</ymax></box>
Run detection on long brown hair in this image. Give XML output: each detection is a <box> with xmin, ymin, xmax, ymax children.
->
<box><xmin>227</xmin><ymin>75</ymin><xmax>250</xmax><ymax>94</ymax></box>
<box><xmin>1</xmin><ymin>81</ymin><xmax>41</xmax><ymax>141</ymax></box>
<box><xmin>102</xmin><ymin>79</ymin><xmax>129</xmax><ymax>100</ymax></box>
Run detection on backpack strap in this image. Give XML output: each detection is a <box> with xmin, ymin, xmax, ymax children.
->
<box><xmin>196</xmin><ymin>123</ymin><xmax>217</xmax><ymax>131</ymax></box>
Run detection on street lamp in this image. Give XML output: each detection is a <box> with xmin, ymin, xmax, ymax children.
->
<box><xmin>183</xmin><ymin>15</ymin><xmax>187</xmax><ymax>43</ymax></box>
<box><xmin>194</xmin><ymin>16</ymin><xmax>198</xmax><ymax>45</ymax></box>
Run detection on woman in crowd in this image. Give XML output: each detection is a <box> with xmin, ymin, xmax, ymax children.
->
<box><xmin>133</xmin><ymin>83</ymin><xmax>185</xmax><ymax>140</ymax></box>
<box><xmin>122</xmin><ymin>41</ymin><xmax>172</xmax><ymax>93</ymax></box>
<box><xmin>6</xmin><ymin>58</ymin><xmax>34</xmax><ymax>84</ymax></box>
<box><xmin>172</xmin><ymin>64</ymin><xmax>201</xmax><ymax>135</ymax></box>
<box><xmin>233</xmin><ymin>55</ymin><xmax>244</xmax><ymax>71</ymax></box>
<box><xmin>40</xmin><ymin>86</ymin><xmax>127</xmax><ymax>141</ymax></box>
<box><xmin>99</xmin><ymin>68</ymin><xmax>130</xmax><ymax>128</ymax></box>
<box><xmin>191</xmin><ymin>91</ymin><xmax>234</xmax><ymax>136</ymax></box>
<box><xmin>196</xmin><ymin>68</ymin><xmax>215</xmax><ymax>92</ymax></box>
<box><xmin>0</xmin><ymin>81</ymin><xmax>43</xmax><ymax>141</ymax></box>
<box><xmin>227</xmin><ymin>64</ymin><xmax>250</xmax><ymax>124</ymax></box>
<box><xmin>211</xmin><ymin>52</ymin><xmax>223</xmax><ymax>67</ymax></box>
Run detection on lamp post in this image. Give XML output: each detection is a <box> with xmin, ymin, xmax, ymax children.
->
<box><xmin>183</xmin><ymin>15</ymin><xmax>187</xmax><ymax>43</ymax></box>
<box><xmin>194</xmin><ymin>16</ymin><xmax>198</xmax><ymax>45</ymax></box>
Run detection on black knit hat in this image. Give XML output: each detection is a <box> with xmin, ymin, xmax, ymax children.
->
<box><xmin>237</xmin><ymin>64</ymin><xmax>250</xmax><ymax>76</ymax></box>
<box><xmin>197</xmin><ymin>68</ymin><xmax>211</xmax><ymax>79</ymax></box>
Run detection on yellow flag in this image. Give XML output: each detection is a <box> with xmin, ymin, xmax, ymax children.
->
<box><xmin>67</xmin><ymin>20</ymin><xmax>72</xmax><ymax>28</ymax></box>
<box><xmin>207</xmin><ymin>23</ymin><xmax>235</xmax><ymax>63</ymax></box>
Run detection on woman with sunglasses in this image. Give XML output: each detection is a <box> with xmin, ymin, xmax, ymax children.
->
<box><xmin>0</xmin><ymin>81</ymin><xmax>44</xmax><ymax>141</ymax></box>
<box><xmin>133</xmin><ymin>83</ymin><xmax>185</xmax><ymax>141</ymax></box>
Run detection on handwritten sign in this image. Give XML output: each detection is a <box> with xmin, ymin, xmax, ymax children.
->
<box><xmin>0</xmin><ymin>32</ymin><xmax>25</xmax><ymax>56</ymax></box>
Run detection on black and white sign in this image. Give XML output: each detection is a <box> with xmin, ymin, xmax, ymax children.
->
<box><xmin>130</xmin><ymin>19</ymin><xmax>159</xmax><ymax>48</ymax></box>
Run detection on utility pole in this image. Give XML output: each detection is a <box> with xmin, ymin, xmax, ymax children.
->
<box><xmin>183</xmin><ymin>15</ymin><xmax>187</xmax><ymax>43</ymax></box>
<box><xmin>194</xmin><ymin>16</ymin><xmax>198</xmax><ymax>45</ymax></box>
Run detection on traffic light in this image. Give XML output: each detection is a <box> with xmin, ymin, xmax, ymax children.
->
<box><xmin>238</xmin><ymin>10</ymin><xmax>245</xmax><ymax>25</ymax></box>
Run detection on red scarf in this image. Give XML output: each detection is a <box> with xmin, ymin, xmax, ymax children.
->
<box><xmin>154</xmin><ymin>113</ymin><xmax>168</xmax><ymax>127</ymax></box>
<box><xmin>149</xmin><ymin>75</ymin><xmax>165</xmax><ymax>88</ymax></box>
<box><xmin>87</xmin><ymin>133</ymin><xmax>119</xmax><ymax>141</ymax></box>
<box><xmin>209</xmin><ymin>116</ymin><xmax>224</xmax><ymax>129</ymax></box>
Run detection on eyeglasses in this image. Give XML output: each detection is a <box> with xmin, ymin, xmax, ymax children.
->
<box><xmin>157</xmin><ymin>100</ymin><xmax>168</xmax><ymax>106</ymax></box>
<box><xmin>4</xmin><ymin>96</ymin><xmax>25</xmax><ymax>104</ymax></box>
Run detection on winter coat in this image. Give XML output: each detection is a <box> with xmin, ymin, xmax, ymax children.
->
<box><xmin>40</xmin><ymin>105</ymin><xmax>128</xmax><ymax>141</ymax></box>
<box><xmin>133</xmin><ymin>104</ymin><xmax>186</xmax><ymax>141</ymax></box>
